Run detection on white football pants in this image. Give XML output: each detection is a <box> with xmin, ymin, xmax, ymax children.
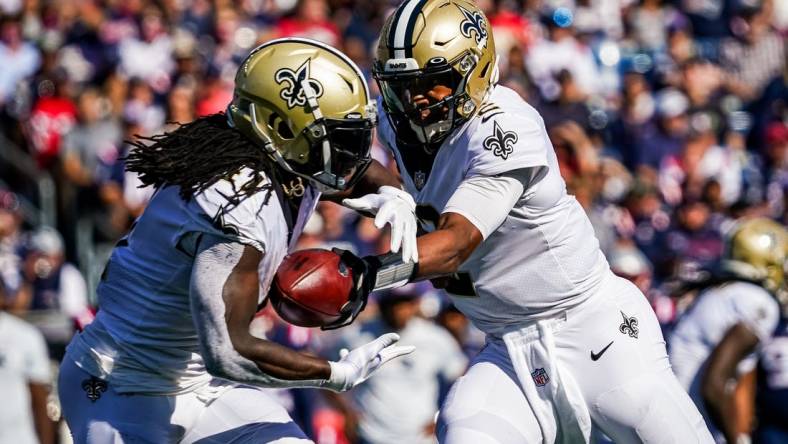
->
<box><xmin>58</xmin><ymin>359</ymin><xmax>312</xmax><ymax>443</ymax></box>
<box><xmin>437</xmin><ymin>274</ymin><xmax>714</xmax><ymax>444</ymax></box>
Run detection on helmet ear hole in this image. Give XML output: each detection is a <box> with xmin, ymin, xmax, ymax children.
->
<box><xmin>277</xmin><ymin>121</ymin><xmax>295</xmax><ymax>139</ymax></box>
<box><xmin>269</xmin><ymin>113</ymin><xmax>295</xmax><ymax>139</ymax></box>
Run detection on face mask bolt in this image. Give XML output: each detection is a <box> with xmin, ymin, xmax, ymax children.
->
<box><xmin>459</xmin><ymin>55</ymin><xmax>473</xmax><ymax>73</ymax></box>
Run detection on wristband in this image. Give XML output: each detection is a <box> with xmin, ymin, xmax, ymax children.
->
<box><xmin>365</xmin><ymin>252</ymin><xmax>418</xmax><ymax>291</ymax></box>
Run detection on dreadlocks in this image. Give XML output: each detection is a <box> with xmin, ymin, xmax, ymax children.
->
<box><xmin>125</xmin><ymin>113</ymin><xmax>274</xmax><ymax>202</ymax></box>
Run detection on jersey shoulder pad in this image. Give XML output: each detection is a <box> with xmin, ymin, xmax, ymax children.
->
<box><xmin>193</xmin><ymin>168</ymin><xmax>280</xmax><ymax>252</ymax></box>
<box><xmin>465</xmin><ymin>88</ymin><xmax>550</xmax><ymax>177</ymax></box>
<box><xmin>728</xmin><ymin>282</ymin><xmax>780</xmax><ymax>342</ymax></box>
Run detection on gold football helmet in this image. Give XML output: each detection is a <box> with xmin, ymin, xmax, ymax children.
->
<box><xmin>722</xmin><ymin>218</ymin><xmax>788</xmax><ymax>295</ymax></box>
<box><xmin>228</xmin><ymin>38</ymin><xmax>376</xmax><ymax>191</ymax></box>
<box><xmin>373</xmin><ymin>0</ymin><xmax>498</xmax><ymax>147</ymax></box>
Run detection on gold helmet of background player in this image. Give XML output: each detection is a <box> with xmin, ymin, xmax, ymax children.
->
<box><xmin>722</xmin><ymin>218</ymin><xmax>788</xmax><ymax>295</ymax></box>
<box><xmin>228</xmin><ymin>38</ymin><xmax>376</xmax><ymax>191</ymax></box>
<box><xmin>373</xmin><ymin>0</ymin><xmax>498</xmax><ymax>147</ymax></box>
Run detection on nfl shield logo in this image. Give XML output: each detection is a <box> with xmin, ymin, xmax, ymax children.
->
<box><xmin>414</xmin><ymin>171</ymin><xmax>426</xmax><ymax>190</ymax></box>
<box><xmin>531</xmin><ymin>368</ymin><xmax>549</xmax><ymax>387</ymax></box>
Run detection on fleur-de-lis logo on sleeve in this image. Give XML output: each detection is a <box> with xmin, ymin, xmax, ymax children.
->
<box><xmin>483</xmin><ymin>121</ymin><xmax>518</xmax><ymax>160</ymax></box>
<box><xmin>275</xmin><ymin>59</ymin><xmax>324</xmax><ymax>109</ymax></box>
<box><xmin>457</xmin><ymin>4</ymin><xmax>488</xmax><ymax>47</ymax></box>
<box><xmin>619</xmin><ymin>311</ymin><xmax>639</xmax><ymax>339</ymax></box>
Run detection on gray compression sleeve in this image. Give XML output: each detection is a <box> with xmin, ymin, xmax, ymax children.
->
<box><xmin>189</xmin><ymin>233</ymin><xmax>328</xmax><ymax>389</ymax></box>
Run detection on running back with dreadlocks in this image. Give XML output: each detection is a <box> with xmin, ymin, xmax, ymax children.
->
<box><xmin>58</xmin><ymin>39</ymin><xmax>425</xmax><ymax>444</ymax></box>
<box><xmin>125</xmin><ymin>113</ymin><xmax>274</xmax><ymax>202</ymax></box>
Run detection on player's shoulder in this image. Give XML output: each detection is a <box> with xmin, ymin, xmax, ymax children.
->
<box><xmin>193</xmin><ymin>168</ymin><xmax>284</xmax><ymax>252</ymax></box>
<box><xmin>482</xmin><ymin>85</ymin><xmax>542</xmax><ymax>117</ymax></box>
<box><xmin>700</xmin><ymin>280</ymin><xmax>780</xmax><ymax>332</ymax></box>
<box><xmin>724</xmin><ymin>281</ymin><xmax>779</xmax><ymax>310</ymax></box>
<box><xmin>463</xmin><ymin>85</ymin><xmax>550</xmax><ymax>177</ymax></box>
<box><xmin>698</xmin><ymin>280</ymin><xmax>772</xmax><ymax>308</ymax></box>
<box><xmin>723</xmin><ymin>280</ymin><xmax>774</xmax><ymax>297</ymax></box>
<box><xmin>195</xmin><ymin>167</ymin><xmax>270</xmax><ymax>206</ymax></box>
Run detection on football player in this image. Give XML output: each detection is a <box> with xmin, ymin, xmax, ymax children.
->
<box><xmin>669</xmin><ymin>218</ymin><xmax>788</xmax><ymax>443</ymax></box>
<box><xmin>330</xmin><ymin>0</ymin><xmax>714</xmax><ymax>442</ymax></box>
<box><xmin>57</xmin><ymin>39</ymin><xmax>416</xmax><ymax>443</ymax></box>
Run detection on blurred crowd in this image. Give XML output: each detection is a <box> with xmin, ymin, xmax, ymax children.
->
<box><xmin>0</xmin><ymin>0</ymin><xmax>785</xmax><ymax>442</ymax></box>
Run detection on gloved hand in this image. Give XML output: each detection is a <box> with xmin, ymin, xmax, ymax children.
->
<box><xmin>343</xmin><ymin>186</ymin><xmax>419</xmax><ymax>263</ymax></box>
<box><xmin>325</xmin><ymin>333</ymin><xmax>415</xmax><ymax>392</ymax></box>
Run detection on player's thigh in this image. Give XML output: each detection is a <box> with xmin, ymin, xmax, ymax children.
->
<box><xmin>558</xmin><ymin>275</ymin><xmax>674</xmax><ymax>398</ymax></box>
<box><xmin>558</xmin><ymin>277</ymin><xmax>712</xmax><ymax>442</ymax></box>
<box><xmin>58</xmin><ymin>359</ymin><xmax>186</xmax><ymax>443</ymax></box>
<box><xmin>181</xmin><ymin>385</ymin><xmax>312</xmax><ymax>444</ymax></box>
<box><xmin>590</xmin><ymin>367</ymin><xmax>713</xmax><ymax>443</ymax></box>
<box><xmin>437</xmin><ymin>347</ymin><xmax>542</xmax><ymax>444</ymax></box>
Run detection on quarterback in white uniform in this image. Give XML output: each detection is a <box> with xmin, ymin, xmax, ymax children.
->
<box><xmin>328</xmin><ymin>0</ymin><xmax>713</xmax><ymax>442</ymax></box>
<box><xmin>58</xmin><ymin>39</ymin><xmax>418</xmax><ymax>443</ymax></box>
<box><xmin>669</xmin><ymin>218</ymin><xmax>787</xmax><ymax>443</ymax></box>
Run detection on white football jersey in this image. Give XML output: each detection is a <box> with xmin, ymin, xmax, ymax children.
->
<box><xmin>378</xmin><ymin>85</ymin><xmax>609</xmax><ymax>336</ymax></box>
<box><xmin>668</xmin><ymin>281</ymin><xmax>780</xmax><ymax>438</ymax></box>
<box><xmin>66</xmin><ymin>168</ymin><xmax>320</xmax><ymax>395</ymax></box>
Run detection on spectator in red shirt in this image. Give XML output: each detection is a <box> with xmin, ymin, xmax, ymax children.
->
<box><xmin>274</xmin><ymin>0</ymin><xmax>340</xmax><ymax>47</ymax></box>
<box><xmin>26</xmin><ymin>71</ymin><xmax>77</xmax><ymax>169</ymax></box>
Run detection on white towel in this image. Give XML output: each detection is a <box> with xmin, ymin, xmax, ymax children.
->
<box><xmin>503</xmin><ymin>319</ymin><xmax>592</xmax><ymax>444</ymax></box>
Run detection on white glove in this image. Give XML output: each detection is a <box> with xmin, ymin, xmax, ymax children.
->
<box><xmin>343</xmin><ymin>186</ymin><xmax>419</xmax><ymax>263</ymax></box>
<box><xmin>325</xmin><ymin>333</ymin><xmax>415</xmax><ymax>392</ymax></box>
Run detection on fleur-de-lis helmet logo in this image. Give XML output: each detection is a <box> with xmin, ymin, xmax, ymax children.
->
<box><xmin>483</xmin><ymin>121</ymin><xmax>518</xmax><ymax>160</ymax></box>
<box><xmin>274</xmin><ymin>59</ymin><xmax>324</xmax><ymax>109</ymax></box>
<box><xmin>457</xmin><ymin>4</ymin><xmax>488</xmax><ymax>47</ymax></box>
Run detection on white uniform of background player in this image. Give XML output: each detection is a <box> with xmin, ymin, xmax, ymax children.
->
<box><xmin>0</xmin><ymin>310</ymin><xmax>51</xmax><ymax>444</ymax></box>
<box><xmin>59</xmin><ymin>169</ymin><xmax>320</xmax><ymax>443</ymax></box>
<box><xmin>378</xmin><ymin>85</ymin><xmax>713</xmax><ymax>443</ymax></box>
<box><xmin>669</xmin><ymin>281</ymin><xmax>780</xmax><ymax>442</ymax></box>
<box><xmin>340</xmin><ymin>313</ymin><xmax>467</xmax><ymax>444</ymax></box>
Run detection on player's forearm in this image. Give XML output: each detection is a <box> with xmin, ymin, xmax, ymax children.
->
<box><xmin>322</xmin><ymin>160</ymin><xmax>401</xmax><ymax>202</ymax></box>
<box><xmin>202</xmin><ymin>341</ymin><xmax>330</xmax><ymax>388</ymax></box>
<box><xmin>702</xmin><ymin>377</ymin><xmax>738</xmax><ymax>443</ymax></box>
<box><xmin>411</xmin><ymin>230</ymin><xmax>470</xmax><ymax>279</ymax></box>
<box><xmin>191</xmin><ymin>238</ymin><xmax>331</xmax><ymax>388</ymax></box>
<box><xmin>733</xmin><ymin>369</ymin><xmax>756</xmax><ymax>439</ymax></box>
<box><xmin>29</xmin><ymin>383</ymin><xmax>54</xmax><ymax>444</ymax></box>
<box><xmin>230</xmin><ymin>335</ymin><xmax>331</xmax><ymax>380</ymax></box>
<box><xmin>701</xmin><ymin>324</ymin><xmax>760</xmax><ymax>443</ymax></box>
<box><xmin>358</xmin><ymin>213</ymin><xmax>480</xmax><ymax>289</ymax></box>
<box><xmin>412</xmin><ymin>213</ymin><xmax>483</xmax><ymax>280</ymax></box>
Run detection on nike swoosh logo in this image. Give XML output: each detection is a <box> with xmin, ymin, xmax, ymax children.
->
<box><xmin>590</xmin><ymin>341</ymin><xmax>614</xmax><ymax>361</ymax></box>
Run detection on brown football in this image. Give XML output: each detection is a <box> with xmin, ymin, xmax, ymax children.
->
<box><xmin>268</xmin><ymin>249</ymin><xmax>355</xmax><ymax>327</ymax></box>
